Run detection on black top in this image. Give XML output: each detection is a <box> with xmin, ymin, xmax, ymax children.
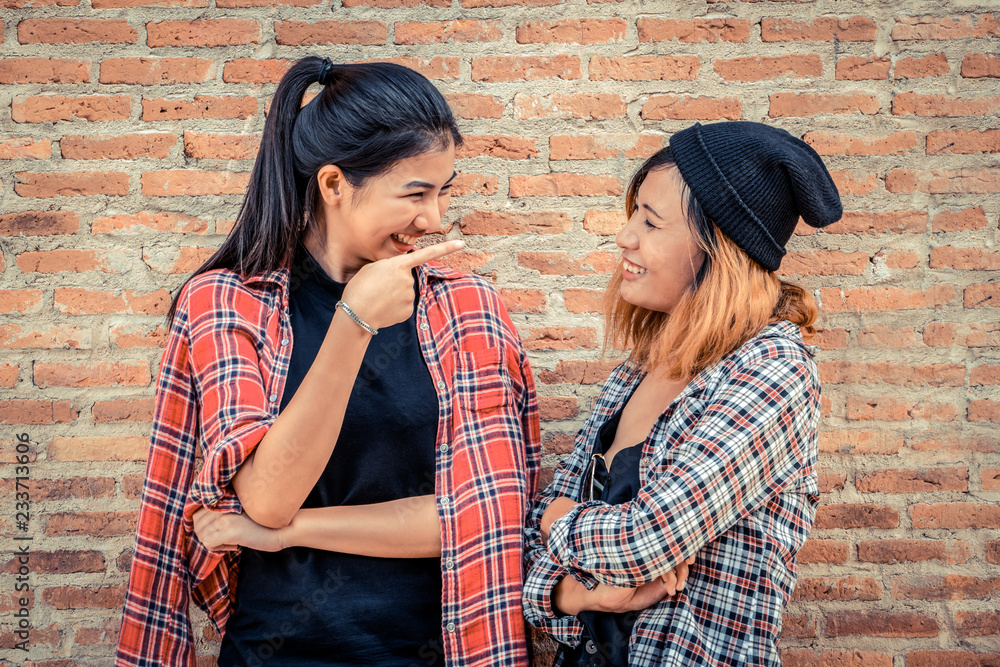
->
<box><xmin>219</xmin><ymin>249</ymin><xmax>444</xmax><ymax>667</ymax></box>
<box><xmin>559</xmin><ymin>408</ymin><xmax>643</xmax><ymax>667</ymax></box>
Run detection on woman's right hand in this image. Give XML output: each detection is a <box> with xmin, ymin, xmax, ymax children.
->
<box><xmin>339</xmin><ymin>240</ymin><xmax>464</xmax><ymax>331</ymax></box>
<box><xmin>193</xmin><ymin>507</ymin><xmax>287</xmax><ymax>553</ymax></box>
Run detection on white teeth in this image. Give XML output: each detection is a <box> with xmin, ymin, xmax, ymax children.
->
<box><xmin>623</xmin><ymin>260</ymin><xmax>647</xmax><ymax>274</ymax></box>
<box><xmin>392</xmin><ymin>233</ymin><xmax>417</xmax><ymax>245</ymax></box>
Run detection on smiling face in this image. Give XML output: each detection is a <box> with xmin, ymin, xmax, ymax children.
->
<box><xmin>309</xmin><ymin>144</ymin><xmax>457</xmax><ymax>282</ymax></box>
<box><xmin>615</xmin><ymin>167</ymin><xmax>705</xmax><ymax>314</ymax></box>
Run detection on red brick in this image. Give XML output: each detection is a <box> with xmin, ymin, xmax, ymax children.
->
<box><xmin>519</xmin><ymin>251</ymin><xmax>617</xmax><ymax>276</ymax></box>
<box><xmin>46</xmin><ymin>436</ymin><xmax>148</xmax><ymax>461</ymax></box>
<box><xmin>451</xmin><ymin>173</ymin><xmax>498</xmax><ymax>197</ymax></box>
<box><xmin>932</xmin><ymin>246</ymin><xmax>1000</xmax><ymax>270</ymax></box>
<box><xmin>797</xmin><ymin>540</ymin><xmax>848</xmax><ymax>564</ymax></box>
<box><xmin>818</xmin><ymin>430</ymin><xmax>903</xmax><ymax>455</ymax></box>
<box><xmin>0</xmin><ymin>58</ymin><xmax>89</xmax><ymax>84</ymax></box>
<box><xmin>353</xmin><ymin>57</ymin><xmax>458</xmax><ymax>81</ymax></box>
<box><xmin>981</xmin><ymin>467</ymin><xmax>1000</xmax><ymax>491</ymax></box>
<box><xmin>895</xmin><ymin>52</ymin><xmax>949</xmax><ymax>78</ymax></box>
<box><xmin>590</xmin><ymin>56</ymin><xmax>699</xmax><ymax>81</ymax></box>
<box><xmin>472</xmin><ymin>56</ymin><xmax>580</xmax><ymax>82</ymax></box>
<box><xmin>827</xmin><ymin>210</ymin><xmax>926</xmax><ymax>235</ymax></box>
<box><xmin>827</xmin><ymin>611</ymin><xmax>938</xmax><ymax>638</ymax></box>
<box><xmin>61</xmin><ymin>133</ymin><xmax>175</xmax><ymax>160</ymax></box>
<box><xmin>0</xmin><ymin>210</ymin><xmax>78</xmax><ymax>236</ymax></box>
<box><xmin>909</xmin><ymin>432</ymin><xmax>999</xmax><ymax>454</ymax></box>
<box><xmin>517</xmin><ymin>19</ymin><xmax>626</xmax><ymax>45</ymax></box>
<box><xmin>523</xmin><ymin>327</ymin><xmax>597</xmax><ymax>351</ymax></box>
<box><xmin>438</xmin><ymin>250</ymin><xmax>495</xmax><ymax>275</ymax></box>
<box><xmin>510</xmin><ymin>174</ymin><xmax>621</xmax><ymax>198</ymax></box>
<box><xmin>217</xmin><ymin>0</ymin><xmax>320</xmax><ymax>6</ymax></box>
<box><xmin>847</xmin><ymin>395</ymin><xmax>957</xmax><ymax>422</ymax></box>
<box><xmin>820</xmin><ymin>285</ymin><xmax>954</xmax><ymax>313</ymax></box>
<box><xmin>461</xmin><ymin>0</ymin><xmax>557</xmax><ymax>6</ymax></box>
<box><xmin>792</xmin><ymin>576</ymin><xmax>880</xmax><ymax>601</ymax></box>
<box><xmin>550</xmin><ymin>134</ymin><xmax>663</xmax><ymax>160</ymax></box>
<box><xmin>780</xmin><ymin>615</ymin><xmax>816</xmax><ymax>638</ymax></box>
<box><xmin>12</xmin><ymin>95</ymin><xmax>130</xmax><ymax>123</ymax></box>
<box><xmin>927</xmin><ymin>129</ymin><xmax>1000</xmax><ymax>154</ymax></box>
<box><xmin>92</xmin><ymin>211</ymin><xmax>209</xmax><ymax>235</ymax></box>
<box><xmin>907</xmin><ymin>650</ymin><xmax>1000</xmax><ymax>667</ymax></box>
<box><xmin>642</xmin><ymin>95</ymin><xmax>741</xmax><ymax>120</ymax></box>
<box><xmin>584</xmin><ymin>210</ymin><xmax>625</xmax><ymax>235</ymax></box>
<box><xmin>893</xmin><ymin>575</ymin><xmax>1000</xmax><ymax>600</ymax></box>
<box><xmin>762</xmin><ymin>17</ymin><xmax>877</xmax><ymax>42</ymax></box>
<box><xmin>955</xmin><ymin>611</ymin><xmax>1000</xmax><ymax>637</ymax></box>
<box><xmin>141</xmin><ymin>170</ymin><xmax>249</xmax><ymax>196</ymax></box>
<box><xmin>109</xmin><ymin>322</ymin><xmax>167</xmax><ymax>349</ymax></box>
<box><xmin>859</xmin><ymin>539</ymin><xmax>971</xmax><ymax>564</ymax></box>
<box><xmin>142</xmin><ymin>95</ymin><xmax>256</xmax><ymax>120</ymax></box>
<box><xmin>461</xmin><ymin>211</ymin><xmax>569</xmax><ymax>235</ymax></box>
<box><xmin>932</xmin><ymin>206</ymin><xmax>989</xmax><ymax>231</ymax></box>
<box><xmin>835</xmin><ymin>56</ymin><xmax>890</xmax><ymax>80</ymax></box>
<box><xmin>18</xmin><ymin>19</ymin><xmax>137</xmax><ymax>44</ymax></box>
<box><xmin>966</xmin><ymin>283</ymin><xmax>1000</xmax><ymax>308</ymax></box>
<box><xmin>830</xmin><ymin>170</ymin><xmax>876</xmax><ymax>195</ymax></box>
<box><xmin>912</xmin><ymin>502</ymin><xmax>1000</xmax><ymax>529</ymax></box>
<box><xmin>344</xmin><ymin>0</ymin><xmax>448</xmax><ymax>6</ymax></box>
<box><xmin>94</xmin><ymin>0</ymin><xmax>206</xmax><ymax>6</ymax></box>
<box><xmin>0</xmin><ymin>400</ymin><xmax>79</xmax><ymax>425</ymax></box>
<box><xmin>819</xmin><ymin>361</ymin><xmax>965</xmax><ymax>387</ymax></box>
<box><xmin>814</xmin><ymin>504</ymin><xmax>899</xmax><ymax>529</ymax></box>
<box><xmin>457</xmin><ymin>135</ymin><xmax>538</xmax><ymax>160</ymax></box>
<box><xmin>564</xmin><ymin>289</ymin><xmax>603</xmax><ymax>314</ymax></box>
<box><xmin>715</xmin><ymin>54</ymin><xmax>822</xmax><ymax>81</ymax></box>
<box><xmin>15</xmin><ymin>171</ymin><xmax>129</xmax><ymax>198</ymax></box>
<box><xmin>971</xmin><ymin>365</ymin><xmax>1000</xmax><ymax>386</ymax></box>
<box><xmin>44</xmin><ymin>512</ymin><xmax>137</xmax><ymax>537</ymax></box>
<box><xmin>923</xmin><ymin>321</ymin><xmax>1000</xmax><ymax>347</ymax></box>
<box><xmin>988</xmin><ymin>542</ymin><xmax>1000</xmax><ymax>564</ymax></box>
<box><xmin>637</xmin><ymin>17</ymin><xmax>749</xmax><ymax>43</ymax></box>
<box><xmin>444</xmin><ymin>93</ymin><xmax>504</xmax><ymax>119</ymax></box>
<box><xmin>0</xmin><ymin>363</ymin><xmax>17</xmax><ymax>388</ymax></box>
<box><xmin>92</xmin><ymin>398</ymin><xmax>155</xmax><ymax>423</ymax></box>
<box><xmin>2</xmin><ymin>0</ymin><xmax>78</xmax><ymax>6</ymax></box>
<box><xmin>962</xmin><ymin>52</ymin><xmax>1000</xmax><ymax>78</ymax></box>
<box><xmin>970</xmin><ymin>399</ymin><xmax>1000</xmax><ymax>423</ymax></box>
<box><xmin>0</xmin><ymin>323</ymin><xmax>90</xmax><ymax>349</ymax></box>
<box><xmin>0</xmin><ymin>136</ymin><xmax>51</xmax><ymax>159</ymax></box>
<box><xmin>0</xmin><ymin>550</ymin><xmax>104</xmax><ymax>574</ymax></box>
<box><xmin>804</xmin><ymin>131</ymin><xmax>918</xmax><ymax>156</ymax></box>
<box><xmin>769</xmin><ymin>92</ymin><xmax>879</xmax><ymax>117</ymax></box>
<box><xmin>146</xmin><ymin>19</ymin><xmax>260</xmax><ymax>47</ymax></box>
<box><xmin>542</xmin><ymin>433</ymin><xmax>575</xmax><ymax>456</ymax></box>
<box><xmin>498</xmin><ymin>288</ymin><xmax>547</xmax><ymax>314</ymax></box>
<box><xmin>812</xmin><ymin>328</ymin><xmax>849</xmax><ymax>350</ymax></box>
<box><xmin>42</xmin><ymin>584</ymin><xmax>126</xmax><ymax>609</ymax></box>
<box><xmin>184</xmin><ymin>131</ymin><xmax>260</xmax><ymax>160</ymax></box>
<box><xmin>538</xmin><ymin>396</ymin><xmax>578</xmax><ymax>420</ymax></box>
<box><xmin>892</xmin><ymin>14</ymin><xmax>1000</xmax><ymax>40</ymax></box>
<box><xmin>892</xmin><ymin>168</ymin><xmax>1000</xmax><ymax>193</ymax></box>
<box><xmin>537</xmin><ymin>360</ymin><xmax>620</xmax><ymax>385</ymax></box>
<box><xmin>275</xmin><ymin>21</ymin><xmax>386</xmax><ymax>46</ymax></box>
<box><xmin>53</xmin><ymin>289</ymin><xmax>169</xmax><ymax>315</ymax></box>
<box><xmin>9</xmin><ymin>476</ymin><xmax>114</xmax><ymax>501</ymax></box>
<box><xmin>142</xmin><ymin>246</ymin><xmax>216</xmax><ymax>273</ymax></box>
<box><xmin>100</xmin><ymin>57</ymin><xmax>213</xmax><ymax>85</ymax></box>
<box><xmin>33</xmin><ymin>361</ymin><xmax>150</xmax><ymax>388</ymax></box>
<box><xmin>782</xmin><ymin>650</ymin><xmax>892</xmax><ymax>667</ymax></box>
<box><xmin>779</xmin><ymin>250</ymin><xmax>868</xmax><ymax>276</ymax></box>
<box><xmin>892</xmin><ymin>92</ymin><xmax>1000</xmax><ymax>116</ymax></box>
<box><xmin>514</xmin><ymin>93</ymin><xmax>625</xmax><ymax>120</ymax></box>
<box><xmin>0</xmin><ymin>289</ymin><xmax>43</xmax><ymax>314</ymax></box>
<box><xmin>73</xmin><ymin>619</ymin><xmax>121</xmax><ymax>646</ymax></box>
<box><xmin>856</xmin><ymin>467</ymin><xmax>968</xmax><ymax>493</ymax></box>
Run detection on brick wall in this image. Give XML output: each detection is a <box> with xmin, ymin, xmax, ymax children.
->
<box><xmin>1</xmin><ymin>0</ymin><xmax>998</xmax><ymax>663</ymax></box>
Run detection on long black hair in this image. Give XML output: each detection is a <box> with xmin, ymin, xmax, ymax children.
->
<box><xmin>168</xmin><ymin>57</ymin><xmax>463</xmax><ymax>322</ymax></box>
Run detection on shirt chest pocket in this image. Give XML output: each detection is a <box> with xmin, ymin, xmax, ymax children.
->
<box><xmin>455</xmin><ymin>346</ymin><xmax>516</xmax><ymax>413</ymax></box>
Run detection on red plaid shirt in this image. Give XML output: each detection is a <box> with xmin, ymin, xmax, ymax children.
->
<box><xmin>117</xmin><ymin>261</ymin><xmax>541</xmax><ymax>667</ymax></box>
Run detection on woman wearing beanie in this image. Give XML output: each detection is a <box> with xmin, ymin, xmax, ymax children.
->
<box><xmin>524</xmin><ymin>120</ymin><xmax>842</xmax><ymax>666</ymax></box>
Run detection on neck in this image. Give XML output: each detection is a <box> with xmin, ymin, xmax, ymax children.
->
<box><xmin>303</xmin><ymin>225</ymin><xmax>358</xmax><ymax>283</ymax></box>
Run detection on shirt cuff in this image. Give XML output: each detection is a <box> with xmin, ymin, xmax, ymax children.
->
<box><xmin>547</xmin><ymin>501</ymin><xmax>601</xmax><ymax>589</ymax></box>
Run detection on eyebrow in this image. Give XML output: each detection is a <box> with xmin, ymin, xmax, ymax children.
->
<box><xmin>642</xmin><ymin>203</ymin><xmax>663</xmax><ymax>219</ymax></box>
<box><xmin>403</xmin><ymin>172</ymin><xmax>458</xmax><ymax>190</ymax></box>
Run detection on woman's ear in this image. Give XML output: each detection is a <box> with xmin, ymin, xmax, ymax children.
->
<box><xmin>316</xmin><ymin>164</ymin><xmax>346</xmax><ymax>205</ymax></box>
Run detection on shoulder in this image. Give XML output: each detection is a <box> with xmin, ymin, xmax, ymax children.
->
<box><xmin>423</xmin><ymin>261</ymin><xmax>508</xmax><ymax>318</ymax></box>
<box><xmin>180</xmin><ymin>269</ymin><xmax>283</xmax><ymax>333</ymax></box>
<box><xmin>710</xmin><ymin>321</ymin><xmax>820</xmax><ymax>391</ymax></box>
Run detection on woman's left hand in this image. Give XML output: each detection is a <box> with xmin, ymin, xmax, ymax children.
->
<box><xmin>193</xmin><ymin>507</ymin><xmax>286</xmax><ymax>553</ymax></box>
<box><xmin>540</xmin><ymin>496</ymin><xmax>579</xmax><ymax>544</ymax></box>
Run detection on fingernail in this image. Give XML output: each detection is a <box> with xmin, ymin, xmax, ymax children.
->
<box><xmin>454</xmin><ymin>240</ymin><xmax>465</xmax><ymax>248</ymax></box>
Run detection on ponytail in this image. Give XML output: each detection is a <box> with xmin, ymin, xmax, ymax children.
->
<box><xmin>167</xmin><ymin>57</ymin><xmax>462</xmax><ymax>323</ymax></box>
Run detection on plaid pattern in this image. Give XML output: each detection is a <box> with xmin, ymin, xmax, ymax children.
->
<box><xmin>524</xmin><ymin>321</ymin><xmax>821</xmax><ymax>666</ymax></box>
<box><xmin>117</xmin><ymin>262</ymin><xmax>540</xmax><ymax>667</ymax></box>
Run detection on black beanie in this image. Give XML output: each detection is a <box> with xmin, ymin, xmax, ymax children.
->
<box><xmin>669</xmin><ymin>121</ymin><xmax>843</xmax><ymax>271</ymax></box>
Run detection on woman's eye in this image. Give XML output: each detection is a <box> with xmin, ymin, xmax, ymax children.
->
<box><xmin>439</xmin><ymin>187</ymin><xmax>452</xmax><ymax>196</ymax></box>
<box><xmin>643</xmin><ymin>219</ymin><xmax>657</xmax><ymax>229</ymax></box>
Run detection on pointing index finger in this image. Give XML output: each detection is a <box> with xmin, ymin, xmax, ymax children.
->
<box><xmin>402</xmin><ymin>240</ymin><xmax>465</xmax><ymax>268</ymax></box>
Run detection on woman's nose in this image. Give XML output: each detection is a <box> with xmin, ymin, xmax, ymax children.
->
<box><xmin>415</xmin><ymin>200</ymin><xmax>442</xmax><ymax>234</ymax></box>
<box><xmin>616</xmin><ymin>216</ymin><xmax>639</xmax><ymax>249</ymax></box>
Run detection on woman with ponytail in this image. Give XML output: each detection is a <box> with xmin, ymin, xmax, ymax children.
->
<box><xmin>117</xmin><ymin>57</ymin><xmax>539</xmax><ymax>666</ymax></box>
<box><xmin>523</xmin><ymin>121</ymin><xmax>842</xmax><ymax>666</ymax></box>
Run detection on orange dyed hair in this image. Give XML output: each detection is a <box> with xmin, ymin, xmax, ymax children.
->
<box><xmin>605</xmin><ymin>153</ymin><xmax>817</xmax><ymax>381</ymax></box>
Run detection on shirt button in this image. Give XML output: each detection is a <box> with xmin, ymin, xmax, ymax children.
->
<box><xmin>280</xmin><ymin>338</ymin><xmax>289</xmax><ymax>346</ymax></box>
<box><xmin>439</xmin><ymin>443</ymin><xmax>449</xmax><ymax>454</ymax></box>
<box><xmin>436</xmin><ymin>380</ymin><xmax>446</xmax><ymax>391</ymax></box>
<box><xmin>585</xmin><ymin>640</ymin><xmax>598</xmax><ymax>655</ymax></box>
<box><xmin>439</xmin><ymin>496</ymin><xmax>450</xmax><ymax>506</ymax></box>
<box><xmin>444</xmin><ymin>559</ymin><xmax>455</xmax><ymax>570</ymax></box>
<box><xmin>420</xmin><ymin>323</ymin><xmax>430</xmax><ymax>331</ymax></box>
<box><xmin>642</xmin><ymin>456</ymin><xmax>653</xmax><ymax>466</ymax></box>
<box><xmin>445</xmin><ymin>622</ymin><xmax>456</xmax><ymax>632</ymax></box>
<box><xmin>269</xmin><ymin>393</ymin><xmax>278</xmax><ymax>402</ymax></box>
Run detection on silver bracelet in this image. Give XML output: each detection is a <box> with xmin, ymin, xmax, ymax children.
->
<box><xmin>335</xmin><ymin>301</ymin><xmax>378</xmax><ymax>336</ymax></box>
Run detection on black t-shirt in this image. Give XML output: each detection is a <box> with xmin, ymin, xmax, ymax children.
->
<box><xmin>219</xmin><ymin>249</ymin><xmax>444</xmax><ymax>667</ymax></box>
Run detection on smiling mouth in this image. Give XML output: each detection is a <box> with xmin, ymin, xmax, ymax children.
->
<box><xmin>391</xmin><ymin>233</ymin><xmax>419</xmax><ymax>246</ymax></box>
<box><xmin>623</xmin><ymin>259</ymin><xmax>647</xmax><ymax>275</ymax></box>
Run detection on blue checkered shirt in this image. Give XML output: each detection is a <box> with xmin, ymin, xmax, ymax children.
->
<box><xmin>524</xmin><ymin>321</ymin><xmax>821</xmax><ymax>666</ymax></box>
